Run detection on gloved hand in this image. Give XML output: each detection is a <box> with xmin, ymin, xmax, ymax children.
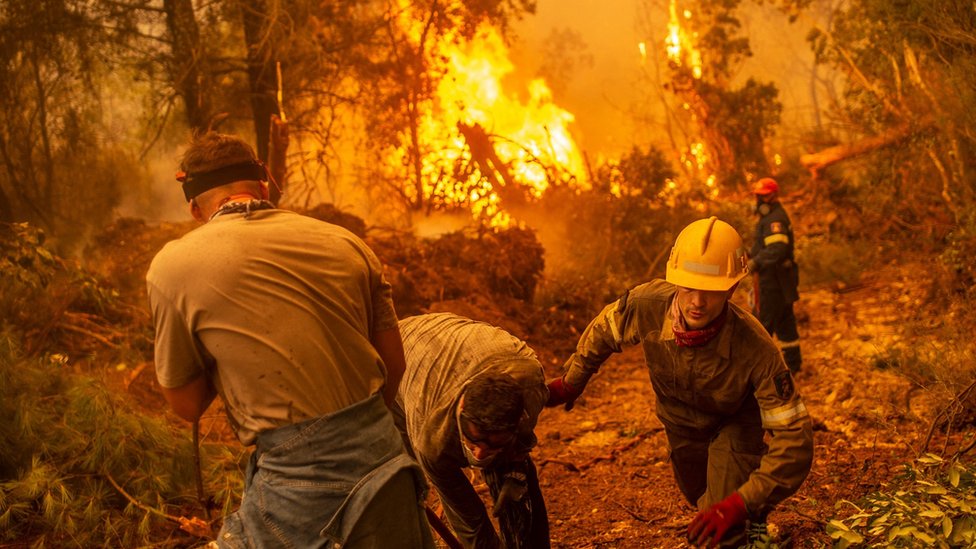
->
<box><xmin>687</xmin><ymin>492</ymin><xmax>748</xmax><ymax>548</ymax></box>
<box><xmin>747</xmin><ymin>259</ymin><xmax>758</xmax><ymax>274</ymax></box>
<box><xmin>545</xmin><ymin>376</ymin><xmax>582</xmax><ymax>410</ymax></box>
<box><xmin>491</xmin><ymin>471</ymin><xmax>528</xmax><ymax>517</ymax></box>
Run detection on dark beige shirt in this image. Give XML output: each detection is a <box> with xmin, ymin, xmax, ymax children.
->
<box><xmin>564</xmin><ymin>279</ymin><xmax>813</xmax><ymax>515</ymax></box>
<box><xmin>147</xmin><ymin>209</ymin><xmax>397</xmax><ymax>445</ymax></box>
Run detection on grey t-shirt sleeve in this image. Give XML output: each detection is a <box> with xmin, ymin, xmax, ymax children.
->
<box><xmin>363</xmin><ymin>244</ymin><xmax>398</xmax><ymax>333</ymax></box>
<box><xmin>147</xmin><ymin>278</ymin><xmax>208</xmax><ymax>389</ymax></box>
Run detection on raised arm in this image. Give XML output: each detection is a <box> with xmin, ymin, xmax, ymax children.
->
<box><xmin>161</xmin><ymin>373</ymin><xmax>217</xmax><ymax>422</ymax></box>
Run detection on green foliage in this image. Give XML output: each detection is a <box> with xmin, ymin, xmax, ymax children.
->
<box><xmin>0</xmin><ymin>0</ymin><xmax>143</xmax><ymax>240</ymax></box>
<box><xmin>826</xmin><ymin>455</ymin><xmax>976</xmax><ymax>548</ymax></box>
<box><xmin>658</xmin><ymin>0</ymin><xmax>783</xmax><ymax>188</ymax></box>
<box><xmin>533</xmin><ymin>145</ymin><xmax>692</xmax><ymax>305</ymax></box>
<box><xmin>743</xmin><ymin>521</ymin><xmax>781</xmax><ymax>549</ymax></box>
<box><xmin>805</xmin><ymin>0</ymin><xmax>976</xmax><ymax>274</ymax></box>
<box><xmin>702</xmin><ymin>78</ymin><xmax>783</xmax><ymax>186</ymax></box>
<box><xmin>0</xmin><ymin>337</ymin><xmax>242</xmax><ymax>546</ymax></box>
<box><xmin>0</xmin><ymin>222</ymin><xmax>123</xmax><ymax>350</ymax></box>
<box><xmin>0</xmin><ymin>221</ymin><xmax>242</xmax><ymax>546</ymax></box>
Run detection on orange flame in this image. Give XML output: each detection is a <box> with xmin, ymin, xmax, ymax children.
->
<box><xmin>664</xmin><ymin>0</ymin><xmax>702</xmax><ymax>79</ymax></box>
<box><xmin>388</xmin><ymin>4</ymin><xmax>587</xmax><ymax>226</ymax></box>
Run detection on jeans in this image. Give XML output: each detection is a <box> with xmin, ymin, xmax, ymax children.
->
<box><xmin>216</xmin><ymin>394</ymin><xmax>434</xmax><ymax>549</ymax></box>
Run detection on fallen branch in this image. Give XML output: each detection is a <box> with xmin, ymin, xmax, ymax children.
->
<box><xmin>540</xmin><ymin>429</ymin><xmax>661</xmax><ymax>474</ymax></box>
<box><xmin>612</xmin><ymin>500</ymin><xmax>651</xmax><ymax>523</ymax></box>
<box><xmin>786</xmin><ymin>506</ymin><xmax>826</xmax><ymax>525</ymax></box>
<box><xmin>537</xmin><ymin>458</ymin><xmax>580</xmax><ymax>473</ymax></box>
<box><xmin>425</xmin><ymin>506</ymin><xmax>463</xmax><ymax>549</ymax></box>
<box><xmin>800</xmin><ymin>121</ymin><xmax>933</xmax><ymax>177</ymax></box>
<box><xmin>59</xmin><ymin>323</ymin><xmax>120</xmax><ymax>348</ymax></box>
<box><xmin>580</xmin><ymin>429</ymin><xmax>658</xmax><ymax>470</ymax></box>
<box><xmin>105</xmin><ymin>473</ymin><xmax>212</xmax><ymax>538</ymax></box>
<box><xmin>922</xmin><ymin>378</ymin><xmax>976</xmax><ymax>456</ymax></box>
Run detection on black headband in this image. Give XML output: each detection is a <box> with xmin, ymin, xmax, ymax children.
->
<box><xmin>178</xmin><ymin>161</ymin><xmax>267</xmax><ymax>201</ymax></box>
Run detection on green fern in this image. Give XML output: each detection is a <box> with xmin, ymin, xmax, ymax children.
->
<box><xmin>826</xmin><ymin>454</ymin><xmax>976</xmax><ymax>548</ymax></box>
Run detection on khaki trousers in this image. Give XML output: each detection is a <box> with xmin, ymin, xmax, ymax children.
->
<box><xmin>666</xmin><ymin>421</ymin><xmax>766</xmax><ymax>547</ymax></box>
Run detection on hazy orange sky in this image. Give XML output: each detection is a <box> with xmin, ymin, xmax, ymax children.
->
<box><xmin>512</xmin><ymin>0</ymin><xmax>829</xmax><ymax>159</ymax></box>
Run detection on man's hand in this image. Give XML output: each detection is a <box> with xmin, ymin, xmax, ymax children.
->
<box><xmin>491</xmin><ymin>471</ymin><xmax>528</xmax><ymax>517</ymax></box>
<box><xmin>747</xmin><ymin>258</ymin><xmax>758</xmax><ymax>274</ymax></box>
<box><xmin>687</xmin><ymin>492</ymin><xmax>748</xmax><ymax>548</ymax></box>
<box><xmin>545</xmin><ymin>376</ymin><xmax>582</xmax><ymax>411</ymax></box>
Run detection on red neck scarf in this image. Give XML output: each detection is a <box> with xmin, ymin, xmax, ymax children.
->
<box><xmin>671</xmin><ymin>298</ymin><xmax>728</xmax><ymax>348</ymax></box>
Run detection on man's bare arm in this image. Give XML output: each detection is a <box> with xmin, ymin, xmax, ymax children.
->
<box><xmin>372</xmin><ymin>326</ymin><xmax>407</xmax><ymax>407</ymax></box>
<box><xmin>160</xmin><ymin>374</ymin><xmax>217</xmax><ymax>422</ymax></box>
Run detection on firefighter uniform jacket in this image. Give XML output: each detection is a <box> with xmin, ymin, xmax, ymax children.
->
<box><xmin>562</xmin><ymin>280</ymin><xmax>813</xmax><ymax>517</ymax></box>
<box><xmin>751</xmin><ymin>201</ymin><xmax>799</xmax><ymax>303</ymax></box>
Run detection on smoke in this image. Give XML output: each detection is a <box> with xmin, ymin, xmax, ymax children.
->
<box><xmin>510</xmin><ymin>0</ymin><xmax>648</xmax><ymax>159</ymax></box>
<box><xmin>511</xmin><ymin>0</ymin><xmax>829</xmax><ymax>159</ymax></box>
<box><xmin>114</xmin><ymin>146</ymin><xmax>192</xmax><ymax>223</ymax></box>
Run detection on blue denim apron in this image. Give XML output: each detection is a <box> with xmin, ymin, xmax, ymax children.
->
<box><xmin>216</xmin><ymin>394</ymin><xmax>428</xmax><ymax>548</ymax></box>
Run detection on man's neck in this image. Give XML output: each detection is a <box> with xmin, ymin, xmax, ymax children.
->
<box><xmin>217</xmin><ymin>193</ymin><xmax>262</xmax><ymax>207</ymax></box>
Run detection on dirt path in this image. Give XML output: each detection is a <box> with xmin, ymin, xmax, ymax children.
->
<box><xmin>529</xmin><ymin>273</ymin><xmax>937</xmax><ymax>548</ymax></box>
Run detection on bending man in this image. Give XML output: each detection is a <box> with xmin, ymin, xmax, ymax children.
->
<box><xmin>547</xmin><ymin>217</ymin><xmax>813</xmax><ymax>548</ymax></box>
<box><xmin>394</xmin><ymin>312</ymin><xmax>550</xmax><ymax>549</ymax></box>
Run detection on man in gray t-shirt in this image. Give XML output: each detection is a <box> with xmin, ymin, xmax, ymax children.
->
<box><xmin>147</xmin><ymin>131</ymin><xmax>433</xmax><ymax>548</ymax></box>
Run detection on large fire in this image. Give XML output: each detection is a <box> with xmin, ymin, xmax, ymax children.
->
<box><xmin>659</xmin><ymin>0</ymin><xmax>717</xmax><ymax>201</ymax></box>
<box><xmin>664</xmin><ymin>0</ymin><xmax>702</xmax><ymax>80</ymax></box>
<box><xmin>388</xmin><ymin>3</ymin><xmax>588</xmax><ymax>226</ymax></box>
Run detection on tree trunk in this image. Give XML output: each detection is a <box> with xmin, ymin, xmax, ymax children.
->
<box><xmin>799</xmin><ymin>122</ymin><xmax>930</xmax><ymax>176</ymax></box>
<box><xmin>241</xmin><ymin>0</ymin><xmax>279</xmax><ymax>163</ymax></box>
<box><xmin>164</xmin><ymin>0</ymin><xmax>211</xmax><ymax>132</ymax></box>
<box><xmin>458</xmin><ymin>122</ymin><xmax>526</xmax><ymax>208</ymax></box>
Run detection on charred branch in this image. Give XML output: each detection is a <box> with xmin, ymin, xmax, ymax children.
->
<box><xmin>457</xmin><ymin>121</ymin><xmax>527</xmax><ymax>207</ymax></box>
<box><xmin>800</xmin><ymin>121</ymin><xmax>934</xmax><ymax>177</ymax></box>
<box><xmin>164</xmin><ymin>0</ymin><xmax>211</xmax><ymax>131</ymax></box>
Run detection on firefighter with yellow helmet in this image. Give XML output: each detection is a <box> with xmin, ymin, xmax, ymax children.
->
<box><xmin>546</xmin><ymin>217</ymin><xmax>813</xmax><ymax>548</ymax></box>
<box><xmin>749</xmin><ymin>177</ymin><xmax>802</xmax><ymax>373</ymax></box>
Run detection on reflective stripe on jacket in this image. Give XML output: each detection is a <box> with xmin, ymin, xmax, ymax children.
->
<box><xmin>751</xmin><ymin>201</ymin><xmax>799</xmax><ymax>303</ymax></box>
<box><xmin>563</xmin><ymin>280</ymin><xmax>813</xmax><ymax>516</ymax></box>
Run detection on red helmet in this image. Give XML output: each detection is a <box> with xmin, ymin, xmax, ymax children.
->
<box><xmin>752</xmin><ymin>177</ymin><xmax>779</xmax><ymax>196</ymax></box>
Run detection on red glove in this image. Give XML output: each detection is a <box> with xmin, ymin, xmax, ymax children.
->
<box><xmin>545</xmin><ymin>376</ymin><xmax>582</xmax><ymax>410</ymax></box>
<box><xmin>687</xmin><ymin>492</ymin><xmax>748</xmax><ymax>548</ymax></box>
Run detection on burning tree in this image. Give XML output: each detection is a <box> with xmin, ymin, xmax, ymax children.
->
<box><xmin>796</xmin><ymin>0</ymin><xmax>976</xmax><ymax>291</ymax></box>
<box><xmin>363</xmin><ymin>0</ymin><xmax>588</xmax><ymax>226</ymax></box>
<box><xmin>641</xmin><ymin>0</ymin><xmax>782</xmax><ymax>191</ymax></box>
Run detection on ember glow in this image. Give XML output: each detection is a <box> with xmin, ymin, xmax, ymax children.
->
<box><xmin>665</xmin><ymin>0</ymin><xmax>702</xmax><ymax>80</ymax></box>
<box><xmin>388</xmin><ymin>4</ymin><xmax>588</xmax><ymax>226</ymax></box>
<box><xmin>659</xmin><ymin>0</ymin><xmax>717</xmax><ymax>200</ymax></box>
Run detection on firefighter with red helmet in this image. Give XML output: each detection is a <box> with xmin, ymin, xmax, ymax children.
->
<box><xmin>748</xmin><ymin>177</ymin><xmax>802</xmax><ymax>373</ymax></box>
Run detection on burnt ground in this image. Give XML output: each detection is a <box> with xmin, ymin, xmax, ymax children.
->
<box><xmin>519</xmin><ymin>267</ymin><xmax>949</xmax><ymax>548</ymax></box>
<box><xmin>85</xmin><ymin>216</ymin><xmax>964</xmax><ymax>549</ymax></box>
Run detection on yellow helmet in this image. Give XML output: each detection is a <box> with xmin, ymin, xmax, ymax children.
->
<box><xmin>666</xmin><ymin>217</ymin><xmax>748</xmax><ymax>291</ymax></box>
